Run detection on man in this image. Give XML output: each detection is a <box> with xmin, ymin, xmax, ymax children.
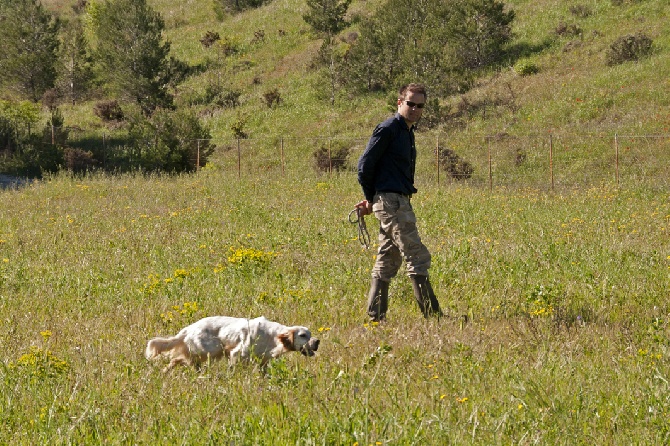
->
<box><xmin>356</xmin><ymin>83</ymin><xmax>442</xmax><ymax>321</ymax></box>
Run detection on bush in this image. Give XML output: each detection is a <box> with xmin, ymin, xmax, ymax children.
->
<box><xmin>63</xmin><ymin>147</ymin><xmax>97</xmax><ymax>173</ymax></box>
<box><xmin>312</xmin><ymin>145</ymin><xmax>350</xmax><ymax>173</ymax></box>
<box><xmin>127</xmin><ymin>108</ymin><xmax>213</xmax><ymax>172</ymax></box>
<box><xmin>262</xmin><ymin>88</ymin><xmax>281</xmax><ymax>108</ymax></box>
<box><xmin>514</xmin><ymin>60</ymin><xmax>539</xmax><ymax>76</ymax></box>
<box><xmin>189</xmin><ymin>84</ymin><xmax>241</xmax><ymax>108</ymax></box>
<box><xmin>437</xmin><ymin>147</ymin><xmax>473</xmax><ymax>180</ymax></box>
<box><xmin>230</xmin><ymin>116</ymin><xmax>248</xmax><ymax>139</ymax></box>
<box><xmin>569</xmin><ymin>4</ymin><xmax>592</xmax><ymax>18</ymax></box>
<box><xmin>555</xmin><ymin>22</ymin><xmax>582</xmax><ymax>37</ymax></box>
<box><xmin>605</xmin><ymin>32</ymin><xmax>653</xmax><ymax>66</ymax></box>
<box><xmin>200</xmin><ymin>31</ymin><xmax>220</xmax><ymax>48</ymax></box>
<box><xmin>214</xmin><ymin>88</ymin><xmax>241</xmax><ymax>108</ymax></box>
<box><xmin>94</xmin><ymin>100</ymin><xmax>124</xmax><ymax>122</ymax></box>
<box><xmin>41</xmin><ymin>108</ymin><xmax>69</xmax><ymax>147</ymax></box>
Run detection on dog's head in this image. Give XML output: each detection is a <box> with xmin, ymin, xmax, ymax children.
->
<box><xmin>278</xmin><ymin>326</ymin><xmax>320</xmax><ymax>357</ymax></box>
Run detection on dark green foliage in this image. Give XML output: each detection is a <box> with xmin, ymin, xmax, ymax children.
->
<box><xmin>57</xmin><ymin>19</ymin><xmax>94</xmax><ymax>105</ymax></box>
<box><xmin>337</xmin><ymin>0</ymin><xmax>514</xmax><ymax>97</ymax></box>
<box><xmin>90</xmin><ymin>0</ymin><xmax>174</xmax><ymax>115</ymax></box>
<box><xmin>0</xmin><ymin>117</ymin><xmax>15</xmax><ymax>152</ymax></box>
<box><xmin>41</xmin><ymin>108</ymin><xmax>69</xmax><ymax>147</ymax></box>
<box><xmin>0</xmin><ymin>100</ymin><xmax>40</xmax><ymax>153</ymax></box>
<box><xmin>230</xmin><ymin>116</ymin><xmax>248</xmax><ymax>139</ymax></box>
<box><xmin>303</xmin><ymin>0</ymin><xmax>352</xmax><ymax>37</ymax></box>
<box><xmin>303</xmin><ymin>0</ymin><xmax>352</xmax><ymax>104</ymax></box>
<box><xmin>0</xmin><ymin>0</ymin><xmax>60</xmax><ymax>101</ymax></box>
<box><xmin>605</xmin><ymin>32</ymin><xmax>653</xmax><ymax>66</ymax></box>
<box><xmin>126</xmin><ymin>108</ymin><xmax>213</xmax><ymax>172</ymax></box>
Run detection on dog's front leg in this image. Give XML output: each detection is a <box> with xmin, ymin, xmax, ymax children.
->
<box><xmin>229</xmin><ymin>344</ymin><xmax>250</xmax><ymax>366</ymax></box>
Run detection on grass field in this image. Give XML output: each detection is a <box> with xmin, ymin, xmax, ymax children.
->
<box><xmin>3</xmin><ymin>0</ymin><xmax>670</xmax><ymax>443</ymax></box>
<box><xmin>1</xmin><ymin>159</ymin><xmax>668</xmax><ymax>443</ymax></box>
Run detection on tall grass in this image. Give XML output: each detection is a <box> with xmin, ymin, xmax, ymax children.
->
<box><xmin>1</xmin><ymin>163</ymin><xmax>668</xmax><ymax>443</ymax></box>
<box><xmin>5</xmin><ymin>0</ymin><xmax>670</xmax><ymax>442</ymax></box>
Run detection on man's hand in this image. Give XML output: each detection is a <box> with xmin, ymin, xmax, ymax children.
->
<box><xmin>355</xmin><ymin>200</ymin><xmax>373</xmax><ymax>216</ymax></box>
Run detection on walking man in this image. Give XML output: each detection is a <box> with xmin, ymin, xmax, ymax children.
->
<box><xmin>356</xmin><ymin>83</ymin><xmax>442</xmax><ymax>321</ymax></box>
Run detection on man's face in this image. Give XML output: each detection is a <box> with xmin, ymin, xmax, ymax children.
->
<box><xmin>397</xmin><ymin>91</ymin><xmax>426</xmax><ymax>126</ymax></box>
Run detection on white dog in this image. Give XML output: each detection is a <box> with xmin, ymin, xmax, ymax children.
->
<box><xmin>145</xmin><ymin>316</ymin><xmax>320</xmax><ymax>372</ymax></box>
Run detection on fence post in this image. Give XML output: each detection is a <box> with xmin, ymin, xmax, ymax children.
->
<box><xmin>281</xmin><ymin>137</ymin><xmax>285</xmax><ymax>176</ymax></box>
<box><xmin>328</xmin><ymin>139</ymin><xmax>332</xmax><ymax>175</ymax></box>
<box><xmin>487</xmin><ymin>136</ymin><xmax>493</xmax><ymax>191</ymax></box>
<box><xmin>614</xmin><ymin>133</ymin><xmax>620</xmax><ymax>186</ymax></box>
<box><xmin>196</xmin><ymin>139</ymin><xmax>200</xmax><ymax>171</ymax></box>
<box><xmin>237</xmin><ymin>138</ymin><xmax>241</xmax><ymax>179</ymax></box>
<box><xmin>549</xmin><ymin>133</ymin><xmax>554</xmax><ymax>191</ymax></box>
<box><xmin>436</xmin><ymin>134</ymin><xmax>440</xmax><ymax>186</ymax></box>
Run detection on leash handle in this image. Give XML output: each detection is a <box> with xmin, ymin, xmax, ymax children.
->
<box><xmin>349</xmin><ymin>207</ymin><xmax>371</xmax><ymax>249</ymax></box>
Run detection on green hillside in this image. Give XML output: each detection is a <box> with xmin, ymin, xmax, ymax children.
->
<box><xmin>49</xmin><ymin>0</ymin><xmax>669</xmax><ymax>138</ymax></box>
<box><xmin>32</xmin><ymin>0</ymin><xmax>669</xmax><ymax>188</ymax></box>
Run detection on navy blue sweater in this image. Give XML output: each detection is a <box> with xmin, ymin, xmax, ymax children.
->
<box><xmin>357</xmin><ymin>113</ymin><xmax>417</xmax><ymax>203</ymax></box>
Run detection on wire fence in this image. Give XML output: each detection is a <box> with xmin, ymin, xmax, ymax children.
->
<box><xmin>170</xmin><ymin>133</ymin><xmax>669</xmax><ymax>191</ymax></box>
<box><xmin>18</xmin><ymin>128</ymin><xmax>662</xmax><ymax>190</ymax></box>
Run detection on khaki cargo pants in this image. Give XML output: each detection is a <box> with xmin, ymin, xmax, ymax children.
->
<box><xmin>371</xmin><ymin>192</ymin><xmax>431</xmax><ymax>281</ymax></box>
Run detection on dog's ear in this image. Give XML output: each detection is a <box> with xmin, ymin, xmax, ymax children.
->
<box><xmin>277</xmin><ymin>330</ymin><xmax>296</xmax><ymax>351</ymax></box>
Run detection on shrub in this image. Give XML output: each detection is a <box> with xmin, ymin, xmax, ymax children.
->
<box><xmin>127</xmin><ymin>108</ymin><xmax>213</xmax><ymax>172</ymax></box>
<box><xmin>230</xmin><ymin>116</ymin><xmax>248</xmax><ymax>139</ymax></box>
<box><xmin>94</xmin><ymin>100</ymin><xmax>124</xmax><ymax>122</ymax></box>
<box><xmin>41</xmin><ymin>108</ymin><xmax>69</xmax><ymax>147</ymax></box>
<box><xmin>251</xmin><ymin>29</ymin><xmax>265</xmax><ymax>44</ymax></box>
<box><xmin>312</xmin><ymin>145</ymin><xmax>350</xmax><ymax>173</ymax></box>
<box><xmin>200</xmin><ymin>31</ymin><xmax>220</xmax><ymax>48</ymax></box>
<box><xmin>514</xmin><ymin>60</ymin><xmax>539</xmax><ymax>76</ymax></box>
<box><xmin>437</xmin><ymin>147</ymin><xmax>473</xmax><ymax>180</ymax></box>
<box><xmin>215</xmin><ymin>88</ymin><xmax>241</xmax><ymax>108</ymax></box>
<box><xmin>569</xmin><ymin>4</ymin><xmax>592</xmax><ymax>18</ymax></box>
<box><xmin>63</xmin><ymin>147</ymin><xmax>97</xmax><ymax>172</ymax></box>
<box><xmin>605</xmin><ymin>32</ymin><xmax>653</xmax><ymax>66</ymax></box>
<box><xmin>555</xmin><ymin>22</ymin><xmax>582</xmax><ymax>37</ymax></box>
<box><xmin>262</xmin><ymin>88</ymin><xmax>281</xmax><ymax>108</ymax></box>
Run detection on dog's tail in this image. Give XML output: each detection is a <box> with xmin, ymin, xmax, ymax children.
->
<box><xmin>145</xmin><ymin>336</ymin><xmax>184</xmax><ymax>360</ymax></box>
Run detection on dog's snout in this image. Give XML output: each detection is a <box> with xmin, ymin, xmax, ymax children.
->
<box><xmin>299</xmin><ymin>337</ymin><xmax>320</xmax><ymax>357</ymax></box>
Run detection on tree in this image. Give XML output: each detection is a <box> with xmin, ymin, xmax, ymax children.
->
<box><xmin>126</xmin><ymin>108</ymin><xmax>213</xmax><ymax>172</ymax></box>
<box><xmin>0</xmin><ymin>0</ymin><xmax>60</xmax><ymax>101</ymax></box>
<box><xmin>0</xmin><ymin>100</ymin><xmax>41</xmax><ymax>151</ymax></box>
<box><xmin>303</xmin><ymin>0</ymin><xmax>352</xmax><ymax>104</ymax></box>
<box><xmin>336</xmin><ymin>0</ymin><xmax>514</xmax><ymax>97</ymax></box>
<box><xmin>57</xmin><ymin>19</ymin><xmax>94</xmax><ymax>105</ymax></box>
<box><xmin>89</xmin><ymin>0</ymin><xmax>173</xmax><ymax>114</ymax></box>
<box><xmin>303</xmin><ymin>0</ymin><xmax>351</xmax><ymax>37</ymax></box>
<box><xmin>441</xmin><ymin>0</ymin><xmax>515</xmax><ymax>70</ymax></box>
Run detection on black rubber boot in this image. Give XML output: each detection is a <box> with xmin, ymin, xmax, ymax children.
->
<box><xmin>410</xmin><ymin>275</ymin><xmax>443</xmax><ymax>318</ymax></box>
<box><xmin>366</xmin><ymin>278</ymin><xmax>390</xmax><ymax>322</ymax></box>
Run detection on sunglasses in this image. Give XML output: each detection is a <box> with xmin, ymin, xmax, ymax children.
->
<box><xmin>404</xmin><ymin>100</ymin><xmax>425</xmax><ymax>109</ymax></box>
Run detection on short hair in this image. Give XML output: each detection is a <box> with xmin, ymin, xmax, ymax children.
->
<box><xmin>398</xmin><ymin>83</ymin><xmax>427</xmax><ymax>101</ymax></box>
